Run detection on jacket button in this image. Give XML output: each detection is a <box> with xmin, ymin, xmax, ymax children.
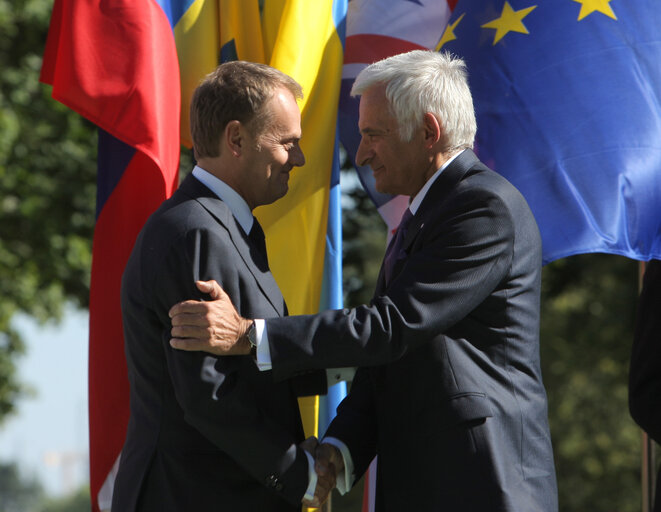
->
<box><xmin>265</xmin><ymin>474</ymin><xmax>281</xmax><ymax>490</ymax></box>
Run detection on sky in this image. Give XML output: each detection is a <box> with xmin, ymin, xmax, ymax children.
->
<box><xmin>0</xmin><ymin>307</ymin><xmax>90</xmax><ymax>497</ymax></box>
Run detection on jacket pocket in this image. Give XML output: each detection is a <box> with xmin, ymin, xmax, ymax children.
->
<box><xmin>443</xmin><ymin>392</ymin><xmax>493</xmax><ymax>427</ymax></box>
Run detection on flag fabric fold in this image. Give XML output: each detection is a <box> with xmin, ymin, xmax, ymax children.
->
<box><xmin>341</xmin><ymin>0</ymin><xmax>661</xmax><ymax>263</ymax></box>
<box><xmin>41</xmin><ymin>1</ymin><xmax>181</xmax><ymax>510</ymax></box>
<box><xmin>442</xmin><ymin>0</ymin><xmax>661</xmax><ymax>263</ymax></box>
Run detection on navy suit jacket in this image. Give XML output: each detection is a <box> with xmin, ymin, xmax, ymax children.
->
<box><xmin>112</xmin><ymin>174</ymin><xmax>325</xmax><ymax>511</ymax></box>
<box><xmin>266</xmin><ymin>150</ymin><xmax>558</xmax><ymax>511</ymax></box>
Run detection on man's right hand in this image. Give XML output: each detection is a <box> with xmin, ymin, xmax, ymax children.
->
<box><xmin>169</xmin><ymin>280</ymin><xmax>253</xmax><ymax>356</ymax></box>
<box><xmin>314</xmin><ymin>443</ymin><xmax>344</xmax><ymax>498</ymax></box>
<box><xmin>300</xmin><ymin>438</ymin><xmax>335</xmax><ymax>508</ymax></box>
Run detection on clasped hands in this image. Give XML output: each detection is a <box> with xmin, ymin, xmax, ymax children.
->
<box><xmin>169</xmin><ymin>282</ymin><xmax>346</xmax><ymax>506</ymax></box>
<box><xmin>300</xmin><ymin>438</ymin><xmax>345</xmax><ymax>507</ymax></box>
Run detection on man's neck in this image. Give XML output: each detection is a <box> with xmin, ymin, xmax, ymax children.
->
<box><xmin>410</xmin><ymin>149</ymin><xmax>464</xmax><ymax>214</ymax></box>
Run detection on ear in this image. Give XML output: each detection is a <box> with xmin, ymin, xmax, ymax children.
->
<box><xmin>422</xmin><ymin>112</ymin><xmax>442</xmax><ymax>149</ymax></box>
<box><xmin>225</xmin><ymin>120</ymin><xmax>243</xmax><ymax>157</ymax></box>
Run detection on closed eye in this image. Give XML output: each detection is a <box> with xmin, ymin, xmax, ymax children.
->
<box><xmin>283</xmin><ymin>138</ymin><xmax>301</xmax><ymax>151</ymax></box>
<box><xmin>360</xmin><ymin>129</ymin><xmax>390</xmax><ymax>142</ymax></box>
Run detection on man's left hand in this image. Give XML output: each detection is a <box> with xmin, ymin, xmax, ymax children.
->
<box><xmin>169</xmin><ymin>280</ymin><xmax>252</xmax><ymax>355</ymax></box>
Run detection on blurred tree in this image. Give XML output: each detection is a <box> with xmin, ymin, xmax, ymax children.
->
<box><xmin>38</xmin><ymin>485</ymin><xmax>90</xmax><ymax>512</ymax></box>
<box><xmin>541</xmin><ymin>254</ymin><xmax>642</xmax><ymax>512</ymax></box>
<box><xmin>0</xmin><ymin>461</ymin><xmax>45</xmax><ymax>512</ymax></box>
<box><xmin>0</xmin><ymin>0</ymin><xmax>97</xmax><ymax>424</ymax></box>
<box><xmin>0</xmin><ymin>461</ymin><xmax>90</xmax><ymax>512</ymax></box>
<box><xmin>341</xmin><ymin>169</ymin><xmax>387</xmax><ymax>308</ymax></box>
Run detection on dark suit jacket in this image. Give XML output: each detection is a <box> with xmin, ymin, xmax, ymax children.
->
<box><xmin>629</xmin><ymin>260</ymin><xmax>661</xmax><ymax>512</ymax></box>
<box><xmin>112</xmin><ymin>173</ymin><xmax>325</xmax><ymax>511</ymax></box>
<box><xmin>266</xmin><ymin>150</ymin><xmax>558</xmax><ymax>511</ymax></box>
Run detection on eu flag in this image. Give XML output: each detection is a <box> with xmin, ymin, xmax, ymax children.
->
<box><xmin>442</xmin><ymin>0</ymin><xmax>661</xmax><ymax>263</ymax></box>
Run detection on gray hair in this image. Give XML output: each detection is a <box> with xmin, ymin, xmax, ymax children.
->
<box><xmin>351</xmin><ymin>50</ymin><xmax>476</xmax><ymax>151</ymax></box>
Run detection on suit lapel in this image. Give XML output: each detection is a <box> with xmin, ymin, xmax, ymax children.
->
<box><xmin>374</xmin><ymin>149</ymin><xmax>480</xmax><ymax>295</ymax></box>
<box><xmin>178</xmin><ymin>174</ymin><xmax>286</xmax><ymax>317</ymax></box>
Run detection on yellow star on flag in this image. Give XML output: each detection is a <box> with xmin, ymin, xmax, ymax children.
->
<box><xmin>436</xmin><ymin>13</ymin><xmax>465</xmax><ymax>50</ymax></box>
<box><xmin>573</xmin><ymin>0</ymin><xmax>617</xmax><ymax>21</ymax></box>
<box><xmin>481</xmin><ymin>2</ymin><xmax>537</xmax><ymax>45</ymax></box>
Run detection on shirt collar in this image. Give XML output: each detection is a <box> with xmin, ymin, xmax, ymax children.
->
<box><xmin>409</xmin><ymin>149</ymin><xmax>464</xmax><ymax>215</ymax></box>
<box><xmin>192</xmin><ymin>166</ymin><xmax>254</xmax><ymax>235</ymax></box>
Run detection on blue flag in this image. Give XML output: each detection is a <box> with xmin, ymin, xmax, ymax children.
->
<box><xmin>442</xmin><ymin>0</ymin><xmax>661</xmax><ymax>263</ymax></box>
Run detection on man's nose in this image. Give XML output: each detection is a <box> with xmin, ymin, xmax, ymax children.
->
<box><xmin>355</xmin><ymin>138</ymin><xmax>371</xmax><ymax>167</ymax></box>
<box><xmin>291</xmin><ymin>145</ymin><xmax>305</xmax><ymax>167</ymax></box>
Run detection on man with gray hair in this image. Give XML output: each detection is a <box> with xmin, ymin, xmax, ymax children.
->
<box><xmin>169</xmin><ymin>50</ymin><xmax>558</xmax><ymax>510</ymax></box>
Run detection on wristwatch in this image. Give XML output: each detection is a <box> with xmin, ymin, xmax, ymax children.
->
<box><xmin>246</xmin><ymin>320</ymin><xmax>257</xmax><ymax>355</ymax></box>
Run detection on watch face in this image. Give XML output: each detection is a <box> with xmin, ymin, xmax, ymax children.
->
<box><xmin>248</xmin><ymin>323</ymin><xmax>257</xmax><ymax>347</ymax></box>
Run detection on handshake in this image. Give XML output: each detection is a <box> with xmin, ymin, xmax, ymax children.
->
<box><xmin>300</xmin><ymin>438</ymin><xmax>345</xmax><ymax>508</ymax></box>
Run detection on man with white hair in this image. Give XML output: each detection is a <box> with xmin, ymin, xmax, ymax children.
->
<box><xmin>169</xmin><ymin>50</ymin><xmax>558</xmax><ymax>510</ymax></box>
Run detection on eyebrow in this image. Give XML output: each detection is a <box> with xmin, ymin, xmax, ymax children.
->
<box><xmin>359</xmin><ymin>127</ymin><xmax>390</xmax><ymax>136</ymax></box>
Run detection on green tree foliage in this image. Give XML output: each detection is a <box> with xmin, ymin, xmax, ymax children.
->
<box><xmin>0</xmin><ymin>0</ymin><xmax>97</xmax><ymax>424</ymax></box>
<box><xmin>341</xmin><ymin>170</ymin><xmax>387</xmax><ymax>308</ymax></box>
<box><xmin>541</xmin><ymin>254</ymin><xmax>642</xmax><ymax>512</ymax></box>
<box><xmin>38</xmin><ymin>485</ymin><xmax>90</xmax><ymax>512</ymax></box>
<box><xmin>0</xmin><ymin>461</ymin><xmax>90</xmax><ymax>512</ymax></box>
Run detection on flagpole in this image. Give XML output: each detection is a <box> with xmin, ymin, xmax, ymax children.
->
<box><xmin>642</xmin><ymin>430</ymin><xmax>655</xmax><ymax>512</ymax></box>
<box><xmin>639</xmin><ymin>260</ymin><xmax>655</xmax><ymax>512</ymax></box>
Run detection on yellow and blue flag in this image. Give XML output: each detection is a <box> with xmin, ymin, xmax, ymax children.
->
<box><xmin>255</xmin><ymin>0</ymin><xmax>348</xmax><ymax>440</ymax></box>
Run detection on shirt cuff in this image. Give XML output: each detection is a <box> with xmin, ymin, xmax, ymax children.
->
<box><xmin>254</xmin><ymin>319</ymin><xmax>272</xmax><ymax>371</ymax></box>
<box><xmin>303</xmin><ymin>449</ymin><xmax>317</xmax><ymax>502</ymax></box>
<box><xmin>321</xmin><ymin>437</ymin><xmax>354</xmax><ymax>495</ymax></box>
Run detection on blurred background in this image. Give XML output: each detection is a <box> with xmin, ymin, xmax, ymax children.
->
<box><xmin>0</xmin><ymin>1</ymin><xmax>651</xmax><ymax>511</ymax></box>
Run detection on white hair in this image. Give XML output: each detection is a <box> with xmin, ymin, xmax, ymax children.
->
<box><xmin>351</xmin><ymin>50</ymin><xmax>477</xmax><ymax>151</ymax></box>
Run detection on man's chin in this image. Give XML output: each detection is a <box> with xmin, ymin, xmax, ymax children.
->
<box><xmin>268</xmin><ymin>186</ymin><xmax>289</xmax><ymax>205</ymax></box>
<box><xmin>373</xmin><ymin>181</ymin><xmax>392</xmax><ymax>195</ymax></box>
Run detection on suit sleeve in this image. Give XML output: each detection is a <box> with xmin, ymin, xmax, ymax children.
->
<box><xmin>323</xmin><ymin>367</ymin><xmax>378</xmax><ymax>481</ymax></box>
<box><xmin>151</xmin><ymin>227</ymin><xmax>309</xmax><ymax>504</ymax></box>
<box><xmin>266</xmin><ymin>186</ymin><xmax>516</xmax><ymax>380</ymax></box>
<box><xmin>629</xmin><ymin>260</ymin><xmax>661</xmax><ymax>442</ymax></box>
